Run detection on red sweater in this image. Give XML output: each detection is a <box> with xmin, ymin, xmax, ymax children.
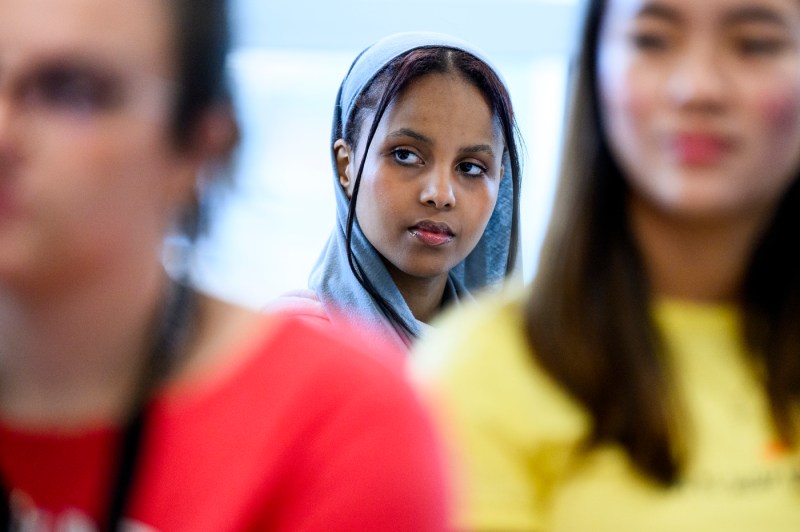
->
<box><xmin>0</xmin><ymin>316</ymin><xmax>448</xmax><ymax>531</ymax></box>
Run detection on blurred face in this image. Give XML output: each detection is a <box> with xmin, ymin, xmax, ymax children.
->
<box><xmin>339</xmin><ymin>73</ymin><xmax>504</xmax><ymax>289</ymax></box>
<box><xmin>598</xmin><ymin>0</ymin><xmax>800</xmax><ymax>222</ymax></box>
<box><xmin>0</xmin><ymin>0</ymin><xmax>198</xmax><ymax>289</ymax></box>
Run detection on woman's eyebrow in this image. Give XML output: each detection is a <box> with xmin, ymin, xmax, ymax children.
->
<box><xmin>636</xmin><ymin>2</ymin><xmax>682</xmax><ymax>24</ymax></box>
<box><xmin>722</xmin><ymin>6</ymin><xmax>789</xmax><ymax>28</ymax></box>
<box><xmin>459</xmin><ymin>144</ymin><xmax>496</xmax><ymax>157</ymax></box>
<box><xmin>387</xmin><ymin>127</ymin><xmax>433</xmax><ymax>144</ymax></box>
<box><xmin>388</xmin><ymin>128</ymin><xmax>497</xmax><ymax>157</ymax></box>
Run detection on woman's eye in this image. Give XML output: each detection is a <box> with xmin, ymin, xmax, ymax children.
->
<box><xmin>630</xmin><ymin>31</ymin><xmax>670</xmax><ymax>52</ymax></box>
<box><xmin>23</xmin><ymin>66</ymin><xmax>121</xmax><ymax>114</ymax></box>
<box><xmin>736</xmin><ymin>37</ymin><xmax>787</xmax><ymax>56</ymax></box>
<box><xmin>392</xmin><ymin>148</ymin><xmax>422</xmax><ymax>165</ymax></box>
<box><xmin>458</xmin><ymin>161</ymin><xmax>487</xmax><ymax>177</ymax></box>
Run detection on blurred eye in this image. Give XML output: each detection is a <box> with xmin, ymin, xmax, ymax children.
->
<box><xmin>392</xmin><ymin>148</ymin><xmax>422</xmax><ymax>165</ymax></box>
<box><xmin>21</xmin><ymin>65</ymin><xmax>122</xmax><ymax>115</ymax></box>
<box><xmin>630</xmin><ymin>31</ymin><xmax>670</xmax><ymax>52</ymax></box>
<box><xmin>457</xmin><ymin>161</ymin><xmax>487</xmax><ymax>177</ymax></box>
<box><xmin>736</xmin><ymin>36</ymin><xmax>788</xmax><ymax>56</ymax></box>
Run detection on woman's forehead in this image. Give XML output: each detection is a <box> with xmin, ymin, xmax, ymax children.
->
<box><xmin>378</xmin><ymin>74</ymin><xmax>503</xmax><ymax>145</ymax></box>
<box><xmin>600</xmin><ymin>0</ymin><xmax>800</xmax><ymax>22</ymax></box>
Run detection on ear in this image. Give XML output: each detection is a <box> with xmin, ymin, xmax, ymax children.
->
<box><xmin>194</xmin><ymin>102</ymin><xmax>240</xmax><ymax>163</ymax></box>
<box><xmin>167</xmin><ymin>103</ymin><xmax>239</xmax><ymax>209</ymax></box>
<box><xmin>333</xmin><ymin>138</ymin><xmax>355</xmax><ymax>199</ymax></box>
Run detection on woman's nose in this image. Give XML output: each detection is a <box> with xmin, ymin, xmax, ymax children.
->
<box><xmin>419</xmin><ymin>167</ymin><xmax>456</xmax><ymax>209</ymax></box>
<box><xmin>668</xmin><ymin>43</ymin><xmax>728</xmax><ymax>112</ymax></box>
<box><xmin>0</xmin><ymin>96</ymin><xmax>22</xmax><ymax>168</ymax></box>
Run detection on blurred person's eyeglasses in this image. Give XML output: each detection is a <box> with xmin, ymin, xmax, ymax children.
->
<box><xmin>0</xmin><ymin>55</ymin><xmax>176</xmax><ymax>129</ymax></box>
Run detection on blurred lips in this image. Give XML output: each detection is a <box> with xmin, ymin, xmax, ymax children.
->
<box><xmin>408</xmin><ymin>220</ymin><xmax>455</xmax><ymax>247</ymax></box>
<box><xmin>669</xmin><ymin>132</ymin><xmax>734</xmax><ymax>166</ymax></box>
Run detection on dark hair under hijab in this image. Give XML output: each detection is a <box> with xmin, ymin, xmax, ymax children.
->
<box><xmin>340</xmin><ymin>46</ymin><xmax>523</xmax><ymax>342</ymax></box>
<box><xmin>524</xmin><ymin>0</ymin><xmax>800</xmax><ymax>484</ymax></box>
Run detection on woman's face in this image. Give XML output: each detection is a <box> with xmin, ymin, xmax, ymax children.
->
<box><xmin>597</xmin><ymin>0</ymin><xmax>800</xmax><ymax>222</ymax></box>
<box><xmin>338</xmin><ymin>72</ymin><xmax>504</xmax><ymax>289</ymax></box>
<box><xmin>0</xmin><ymin>0</ymin><xmax>200</xmax><ymax>289</ymax></box>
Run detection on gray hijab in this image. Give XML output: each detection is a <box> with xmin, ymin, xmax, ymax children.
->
<box><xmin>308</xmin><ymin>31</ymin><xmax>520</xmax><ymax>350</ymax></box>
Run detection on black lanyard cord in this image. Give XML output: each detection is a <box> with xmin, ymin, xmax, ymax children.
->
<box><xmin>1</xmin><ymin>280</ymin><xmax>196</xmax><ymax>532</ymax></box>
<box><xmin>103</xmin><ymin>406</ymin><xmax>147</xmax><ymax>532</ymax></box>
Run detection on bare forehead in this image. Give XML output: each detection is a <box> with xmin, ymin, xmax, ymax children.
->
<box><xmin>0</xmin><ymin>0</ymin><xmax>175</xmax><ymax>75</ymax></box>
<box><xmin>603</xmin><ymin>0</ymin><xmax>800</xmax><ymax>25</ymax></box>
<box><xmin>385</xmin><ymin>73</ymin><xmax>502</xmax><ymax>140</ymax></box>
<box><xmin>393</xmin><ymin>73</ymin><xmax>493</xmax><ymax>112</ymax></box>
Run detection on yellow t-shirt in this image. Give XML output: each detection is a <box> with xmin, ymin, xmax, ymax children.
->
<box><xmin>412</xmin><ymin>288</ymin><xmax>800</xmax><ymax>531</ymax></box>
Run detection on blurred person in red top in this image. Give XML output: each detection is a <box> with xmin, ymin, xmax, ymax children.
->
<box><xmin>0</xmin><ymin>0</ymin><xmax>449</xmax><ymax>530</ymax></box>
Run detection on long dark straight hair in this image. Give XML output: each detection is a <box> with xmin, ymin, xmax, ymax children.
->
<box><xmin>524</xmin><ymin>0</ymin><xmax>800</xmax><ymax>483</ymax></box>
<box><xmin>338</xmin><ymin>47</ymin><xmax>522</xmax><ymax>343</ymax></box>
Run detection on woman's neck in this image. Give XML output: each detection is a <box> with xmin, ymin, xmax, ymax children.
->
<box><xmin>629</xmin><ymin>196</ymin><xmax>773</xmax><ymax>303</ymax></box>
<box><xmin>385</xmin><ymin>266</ymin><xmax>449</xmax><ymax>324</ymax></box>
<box><xmin>0</xmin><ymin>263</ymin><xmax>168</xmax><ymax>428</ymax></box>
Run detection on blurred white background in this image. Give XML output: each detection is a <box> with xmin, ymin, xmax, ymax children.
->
<box><xmin>193</xmin><ymin>0</ymin><xmax>582</xmax><ymax>308</ymax></box>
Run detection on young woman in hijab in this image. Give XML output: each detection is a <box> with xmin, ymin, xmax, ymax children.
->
<box><xmin>414</xmin><ymin>0</ymin><xmax>800</xmax><ymax>529</ymax></box>
<box><xmin>0</xmin><ymin>0</ymin><xmax>448</xmax><ymax>529</ymax></box>
<box><xmin>281</xmin><ymin>32</ymin><xmax>522</xmax><ymax>351</ymax></box>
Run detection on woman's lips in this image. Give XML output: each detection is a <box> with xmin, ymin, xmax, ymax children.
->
<box><xmin>669</xmin><ymin>133</ymin><xmax>734</xmax><ymax>166</ymax></box>
<box><xmin>408</xmin><ymin>221</ymin><xmax>455</xmax><ymax>247</ymax></box>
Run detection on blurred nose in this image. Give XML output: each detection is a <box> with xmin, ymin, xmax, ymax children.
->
<box><xmin>0</xmin><ymin>96</ymin><xmax>20</xmax><ymax>168</ymax></box>
<box><xmin>420</xmin><ymin>166</ymin><xmax>455</xmax><ymax>209</ymax></box>
<box><xmin>0</xmin><ymin>97</ymin><xmax>14</xmax><ymax>166</ymax></box>
<box><xmin>668</xmin><ymin>42</ymin><xmax>728</xmax><ymax>112</ymax></box>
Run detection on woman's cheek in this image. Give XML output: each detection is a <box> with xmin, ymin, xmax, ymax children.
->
<box><xmin>760</xmin><ymin>85</ymin><xmax>800</xmax><ymax>140</ymax></box>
